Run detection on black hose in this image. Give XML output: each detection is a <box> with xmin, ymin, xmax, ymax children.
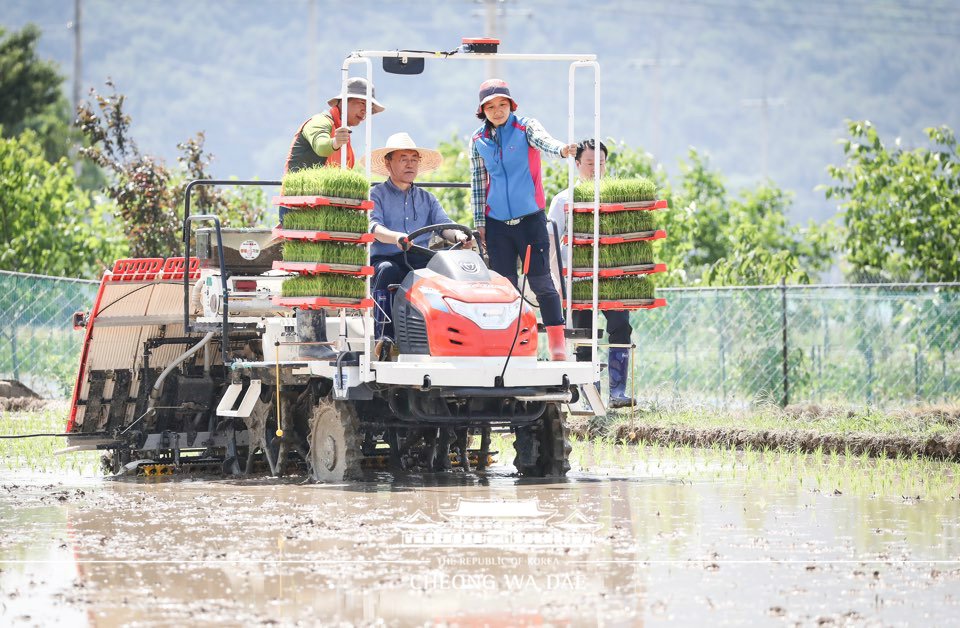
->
<box><xmin>0</xmin><ymin>432</ymin><xmax>108</xmax><ymax>439</ymax></box>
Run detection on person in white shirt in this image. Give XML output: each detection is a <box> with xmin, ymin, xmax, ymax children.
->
<box><xmin>547</xmin><ymin>139</ymin><xmax>636</xmax><ymax>408</ymax></box>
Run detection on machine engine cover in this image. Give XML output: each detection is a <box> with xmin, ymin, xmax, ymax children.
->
<box><xmin>393</xmin><ymin>251</ymin><xmax>537</xmax><ymax>357</ymax></box>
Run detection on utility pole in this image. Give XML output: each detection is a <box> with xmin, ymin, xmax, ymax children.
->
<box><xmin>629</xmin><ymin>51</ymin><xmax>683</xmax><ymax>162</ymax></box>
<box><xmin>308</xmin><ymin>0</ymin><xmax>318</xmax><ymax>113</ymax></box>
<box><xmin>72</xmin><ymin>0</ymin><xmax>82</xmax><ymax>113</ymax></box>
<box><xmin>472</xmin><ymin>0</ymin><xmax>532</xmax><ymax>79</ymax></box>
<box><xmin>484</xmin><ymin>0</ymin><xmax>499</xmax><ymax>79</ymax></box>
<box><xmin>741</xmin><ymin>75</ymin><xmax>786</xmax><ymax>180</ymax></box>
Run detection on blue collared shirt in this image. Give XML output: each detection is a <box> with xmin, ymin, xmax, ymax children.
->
<box><xmin>369</xmin><ymin>178</ymin><xmax>454</xmax><ymax>258</ymax></box>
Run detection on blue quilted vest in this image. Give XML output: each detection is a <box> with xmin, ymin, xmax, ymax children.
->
<box><xmin>472</xmin><ymin>113</ymin><xmax>546</xmax><ymax>222</ymax></box>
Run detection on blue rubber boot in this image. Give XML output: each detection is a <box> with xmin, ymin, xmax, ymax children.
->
<box><xmin>608</xmin><ymin>347</ymin><xmax>635</xmax><ymax>409</ymax></box>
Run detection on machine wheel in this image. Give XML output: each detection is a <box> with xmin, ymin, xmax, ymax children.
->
<box><xmin>243</xmin><ymin>394</ymin><xmax>284</xmax><ymax>476</ymax></box>
<box><xmin>308</xmin><ymin>397</ymin><xmax>362</xmax><ymax>482</ymax></box>
<box><xmin>513</xmin><ymin>403</ymin><xmax>571</xmax><ymax>478</ymax></box>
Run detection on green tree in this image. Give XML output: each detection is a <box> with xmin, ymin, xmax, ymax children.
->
<box><xmin>0</xmin><ymin>130</ymin><xmax>123</xmax><ymax>277</ymax></box>
<box><xmin>825</xmin><ymin>120</ymin><xmax>960</xmax><ymax>282</ymax></box>
<box><xmin>76</xmin><ymin>82</ymin><xmax>266</xmax><ymax>258</ymax></box>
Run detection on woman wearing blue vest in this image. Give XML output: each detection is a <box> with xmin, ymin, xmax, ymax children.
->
<box><xmin>470</xmin><ymin>79</ymin><xmax>578</xmax><ymax>361</ymax></box>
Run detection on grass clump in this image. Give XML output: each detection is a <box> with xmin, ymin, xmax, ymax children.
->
<box><xmin>572</xmin><ymin>240</ymin><xmax>654</xmax><ymax>268</ymax></box>
<box><xmin>573</xmin><ymin>177</ymin><xmax>657</xmax><ymax>204</ymax></box>
<box><xmin>281</xmin><ymin>275</ymin><xmax>367</xmax><ymax>299</ymax></box>
<box><xmin>283</xmin><ymin>241</ymin><xmax>367</xmax><ymax>266</ymax></box>
<box><xmin>572</xmin><ymin>209</ymin><xmax>656</xmax><ymax>235</ymax></box>
<box><xmin>281</xmin><ymin>166</ymin><xmax>370</xmax><ymax>200</ymax></box>
<box><xmin>571</xmin><ymin>275</ymin><xmax>655</xmax><ymax>301</ymax></box>
<box><xmin>283</xmin><ymin>207</ymin><xmax>369</xmax><ymax>233</ymax></box>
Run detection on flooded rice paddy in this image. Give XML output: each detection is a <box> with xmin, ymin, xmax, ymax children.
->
<box><xmin>2</xmin><ymin>437</ymin><xmax>959</xmax><ymax>626</ymax></box>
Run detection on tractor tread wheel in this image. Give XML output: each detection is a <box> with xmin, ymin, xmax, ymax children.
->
<box><xmin>308</xmin><ymin>397</ymin><xmax>362</xmax><ymax>482</ymax></box>
<box><xmin>514</xmin><ymin>403</ymin><xmax>570</xmax><ymax>478</ymax></box>
<box><xmin>539</xmin><ymin>403</ymin><xmax>572</xmax><ymax>477</ymax></box>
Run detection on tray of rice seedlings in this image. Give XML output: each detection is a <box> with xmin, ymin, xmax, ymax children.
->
<box><xmin>274</xmin><ymin>240</ymin><xmax>373</xmax><ymax>275</ymax></box>
<box><xmin>570</xmin><ymin>177</ymin><xmax>662</xmax><ymax>209</ymax></box>
<box><xmin>284</xmin><ymin>206</ymin><xmax>370</xmax><ymax>232</ymax></box>
<box><xmin>275</xmin><ymin>166</ymin><xmax>373</xmax><ymax>208</ymax></box>
<box><xmin>571</xmin><ymin>239</ymin><xmax>655</xmax><ymax>270</ymax></box>
<box><xmin>568</xmin><ymin>229</ymin><xmax>666</xmax><ymax>246</ymax></box>
<box><xmin>572</xmin><ymin>204</ymin><xmax>658</xmax><ymax>238</ymax></box>
<box><xmin>562</xmin><ymin>262</ymin><xmax>668</xmax><ymax>278</ymax></box>
<box><xmin>274</xmin><ymin>274</ymin><xmax>373</xmax><ymax>309</ymax></box>
<box><xmin>567</xmin><ymin>275</ymin><xmax>666</xmax><ymax>311</ymax></box>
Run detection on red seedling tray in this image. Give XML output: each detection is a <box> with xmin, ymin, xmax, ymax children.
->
<box><xmin>273</xmin><ymin>195</ymin><xmax>374</xmax><ymax>210</ymax></box>
<box><xmin>563</xmin><ymin>263</ymin><xmax>667</xmax><ymax>278</ymax></box>
<box><xmin>273</xmin><ymin>227</ymin><xmax>374</xmax><ymax>244</ymax></box>
<box><xmin>567</xmin><ymin>229</ymin><xmax>666</xmax><ymax>246</ymax></box>
<box><xmin>565</xmin><ymin>298</ymin><xmax>667</xmax><ymax>311</ymax></box>
<box><xmin>273</xmin><ymin>261</ymin><xmax>374</xmax><ymax>276</ymax></box>
<box><xmin>272</xmin><ymin>296</ymin><xmax>374</xmax><ymax>310</ymax></box>
<box><xmin>569</xmin><ymin>199</ymin><xmax>668</xmax><ymax>213</ymax></box>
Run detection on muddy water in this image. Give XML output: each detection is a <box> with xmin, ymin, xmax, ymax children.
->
<box><xmin>2</xmin><ymin>448</ymin><xmax>960</xmax><ymax>626</ymax></box>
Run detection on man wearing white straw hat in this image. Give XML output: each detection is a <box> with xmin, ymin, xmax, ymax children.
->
<box><xmin>283</xmin><ymin>77</ymin><xmax>385</xmax><ymax>174</ymax></box>
<box><xmin>368</xmin><ymin>132</ymin><xmax>470</xmax><ymax>340</ymax></box>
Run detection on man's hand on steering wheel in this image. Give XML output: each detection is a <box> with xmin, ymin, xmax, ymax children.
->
<box><xmin>402</xmin><ymin>223</ymin><xmax>484</xmax><ymax>260</ymax></box>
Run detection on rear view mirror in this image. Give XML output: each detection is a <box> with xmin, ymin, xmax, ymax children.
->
<box><xmin>383</xmin><ymin>56</ymin><xmax>425</xmax><ymax>75</ymax></box>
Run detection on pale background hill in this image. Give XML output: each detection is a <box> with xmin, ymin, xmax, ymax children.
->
<box><xmin>3</xmin><ymin>0</ymin><xmax>959</xmax><ymax>221</ymax></box>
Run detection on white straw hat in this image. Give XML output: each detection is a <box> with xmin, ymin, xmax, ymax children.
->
<box><xmin>366</xmin><ymin>132</ymin><xmax>444</xmax><ymax>177</ymax></box>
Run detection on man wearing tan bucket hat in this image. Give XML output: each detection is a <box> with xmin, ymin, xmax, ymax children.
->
<box><xmin>283</xmin><ymin>77</ymin><xmax>385</xmax><ymax>174</ymax></box>
<box><xmin>368</xmin><ymin>132</ymin><xmax>470</xmax><ymax>340</ymax></box>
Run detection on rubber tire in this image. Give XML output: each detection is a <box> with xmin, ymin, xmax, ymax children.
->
<box><xmin>513</xmin><ymin>403</ymin><xmax>571</xmax><ymax>478</ymax></box>
<box><xmin>308</xmin><ymin>397</ymin><xmax>362</xmax><ymax>482</ymax></box>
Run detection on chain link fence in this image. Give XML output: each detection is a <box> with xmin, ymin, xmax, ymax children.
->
<box><xmin>0</xmin><ymin>271</ymin><xmax>98</xmax><ymax>398</ymax></box>
<box><xmin>629</xmin><ymin>283</ymin><xmax>960</xmax><ymax>407</ymax></box>
<box><xmin>1</xmin><ymin>270</ymin><xmax>958</xmax><ymax>406</ymax></box>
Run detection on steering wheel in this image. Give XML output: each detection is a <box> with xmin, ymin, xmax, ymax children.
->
<box><xmin>398</xmin><ymin>223</ymin><xmax>484</xmax><ymax>268</ymax></box>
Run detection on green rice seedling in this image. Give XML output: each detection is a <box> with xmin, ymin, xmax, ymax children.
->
<box><xmin>283</xmin><ymin>207</ymin><xmax>369</xmax><ymax>233</ymax></box>
<box><xmin>573</xmin><ymin>177</ymin><xmax>657</xmax><ymax>204</ymax></box>
<box><xmin>571</xmin><ymin>275</ymin><xmax>655</xmax><ymax>302</ymax></box>
<box><xmin>283</xmin><ymin>241</ymin><xmax>367</xmax><ymax>266</ymax></box>
<box><xmin>572</xmin><ymin>210</ymin><xmax>656</xmax><ymax>235</ymax></box>
<box><xmin>281</xmin><ymin>166</ymin><xmax>371</xmax><ymax>200</ymax></box>
<box><xmin>572</xmin><ymin>240</ymin><xmax>654</xmax><ymax>268</ymax></box>
<box><xmin>281</xmin><ymin>275</ymin><xmax>367</xmax><ymax>299</ymax></box>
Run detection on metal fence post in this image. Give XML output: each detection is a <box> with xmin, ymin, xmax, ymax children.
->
<box><xmin>781</xmin><ymin>277</ymin><xmax>789</xmax><ymax>407</ymax></box>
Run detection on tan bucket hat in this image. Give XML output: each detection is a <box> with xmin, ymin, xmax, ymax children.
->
<box><xmin>366</xmin><ymin>132</ymin><xmax>443</xmax><ymax>177</ymax></box>
<box><xmin>327</xmin><ymin>77</ymin><xmax>385</xmax><ymax>114</ymax></box>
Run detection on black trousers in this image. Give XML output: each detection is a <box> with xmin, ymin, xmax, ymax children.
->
<box><xmin>485</xmin><ymin>211</ymin><xmax>564</xmax><ymax>327</ymax></box>
<box><xmin>572</xmin><ymin>309</ymin><xmax>632</xmax><ymax>361</ymax></box>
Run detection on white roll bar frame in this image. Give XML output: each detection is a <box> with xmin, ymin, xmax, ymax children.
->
<box><xmin>339</xmin><ymin>48</ymin><xmax>601</xmax><ymax>384</ymax></box>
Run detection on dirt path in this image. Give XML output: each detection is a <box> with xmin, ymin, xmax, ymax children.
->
<box><xmin>2</xmin><ymin>453</ymin><xmax>959</xmax><ymax>626</ymax></box>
